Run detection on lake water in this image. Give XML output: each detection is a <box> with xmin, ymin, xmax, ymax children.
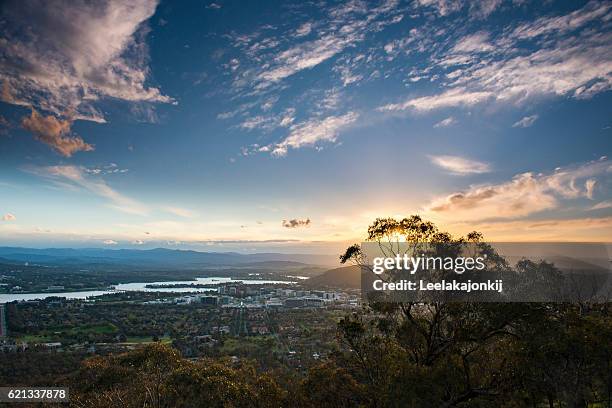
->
<box><xmin>0</xmin><ymin>277</ymin><xmax>297</xmax><ymax>303</ymax></box>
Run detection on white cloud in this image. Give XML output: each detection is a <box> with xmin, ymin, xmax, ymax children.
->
<box><xmin>229</xmin><ymin>0</ymin><xmax>403</xmax><ymax>92</ymax></box>
<box><xmin>217</xmin><ymin>111</ymin><xmax>237</xmax><ymax>120</ymax></box>
<box><xmin>429</xmin><ymin>155</ymin><xmax>490</xmax><ymax>175</ymax></box>
<box><xmin>2</xmin><ymin>213</ymin><xmax>16</xmax><ymax>221</ymax></box>
<box><xmin>452</xmin><ymin>32</ymin><xmax>494</xmax><ymax>53</ymax></box>
<box><xmin>317</xmin><ymin>88</ymin><xmax>343</xmax><ymax>111</ymax></box>
<box><xmin>279</xmin><ymin>108</ymin><xmax>296</xmax><ymax>127</ymax></box>
<box><xmin>428</xmin><ymin>157</ymin><xmax>611</xmax><ymax>220</ymax></box>
<box><xmin>0</xmin><ymin>0</ymin><xmax>173</xmax><ymax>123</ymax></box>
<box><xmin>294</xmin><ymin>22</ymin><xmax>313</xmax><ymax>37</ymax></box>
<box><xmin>454</xmin><ymin>36</ymin><xmax>612</xmax><ymax>102</ymax></box>
<box><xmin>103</xmin><ymin>239</ymin><xmax>118</xmax><ymax>245</ymax></box>
<box><xmin>132</xmin><ymin>239</ymin><xmax>145</xmax><ymax>245</ymax></box>
<box><xmin>239</xmin><ymin>116</ymin><xmax>268</xmax><ymax>130</ymax></box>
<box><xmin>379</xmin><ymin>88</ymin><xmax>492</xmax><ymax>112</ymax></box>
<box><xmin>237</xmin><ymin>107</ymin><xmax>299</xmax><ymax>132</ymax></box>
<box><xmin>469</xmin><ymin>0</ymin><xmax>501</xmax><ymax>19</ymax></box>
<box><xmin>257</xmin><ymin>33</ymin><xmax>359</xmax><ymax>84</ymax></box>
<box><xmin>415</xmin><ymin>0</ymin><xmax>463</xmax><ymax>16</ymax></box>
<box><xmin>510</xmin><ymin>1</ymin><xmax>611</xmax><ymax>41</ymax></box>
<box><xmin>241</xmin><ymin>109</ymin><xmax>356</xmax><ymax>155</ymax></box>
<box><xmin>512</xmin><ymin>115</ymin><xmax>539</xmax><ymax>128</ymax></box>
<box><xmin>270</xmin><ymin>112</ymin><xmax>359</xmax><ymax>157</ymax></box>
<box><xmin>415</xmin><ymin>0</ymin><xmax>502</xmax><ymax>18</ymax></box>
<box><xmin>590</xmin><ymin>200</ymin><xmax>612</xmax><ymax>210</ymax></box>
<box><xmin>434</xmin><ymin>116</ymin><xmax>457</xmax><ymax>128</ymax></box>
<box><xmin>381</xmin><ymin>2</ymin><xmax>612</xmax><ymax>113</ymax></box>
<box><xmin>26</xmin><ymin>165</ymin><xmax>149</xmax><ymax>216</ymax></box>
<box><xmin>335</xmin><ymin>65</ymin><xmax>364</xmax><ymax>86</ymax></box>
<box><xmin>585</xmin><ymin>179</ymin><xmax>597</xmax><ymax>199</ymax></box>
<box><xmin>84</xmin><ymin>163</ymin><xmax>129</xmax><ymax>176</ymax></box>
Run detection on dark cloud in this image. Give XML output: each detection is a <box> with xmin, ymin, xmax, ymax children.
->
<box><xmin>282</xmin><ymin>218</ymin><xmax>311</xmax><ymax>228</ymax></box>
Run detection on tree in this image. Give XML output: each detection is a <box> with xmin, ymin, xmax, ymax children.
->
<box><xmin>334</xmin><ymin>215</ymin><xmax>612</xmax><ymax>407</ymax></box>
<box><xmin>69</xmin><ymin>343</ymin><xmax>286</xmax><ymax>408</ymax></box>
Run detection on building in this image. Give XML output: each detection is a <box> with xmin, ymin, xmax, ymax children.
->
<box><xmin>201</xmin><ymin>296</ymin><xmax>218</xmax><ymax>306</ymax></box>
<box><xmin>284</xmin><ymin>298</ymin><xmax>305</xmax><ymax>308</ymax></box>
<box><xmin>302</xmin><ymin>297</ymin><xmax>326</xmax><ymax>307</ymax></box>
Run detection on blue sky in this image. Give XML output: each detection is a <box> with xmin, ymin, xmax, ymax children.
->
<box><xmin>0</xmin><ymin>0</ymin><xmax>610</xmax><ymax>252</ymax></box>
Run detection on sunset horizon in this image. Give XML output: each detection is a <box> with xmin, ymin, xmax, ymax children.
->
<box><xmin>1</xmin><ymin>0</ymin><xmax>610</xmax><ymax>251</ymax></box>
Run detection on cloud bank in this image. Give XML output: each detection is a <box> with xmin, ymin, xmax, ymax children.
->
<box><xmin>428</xmin><ymin>157</ymin><xmax>610</xmax><ymax>220</ymax></box>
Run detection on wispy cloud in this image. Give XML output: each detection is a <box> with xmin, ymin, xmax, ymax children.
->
<box><xmin>585</xmin><ymin>179</ymin><xmax>597</xmax><ymax>199</ymax></box>
<box><xmin>379</xmin><ymin>1</ymin><xmax>612</xmax><ymax>113</ymax></box>
<box><xmin>379</xmin><ymin>88</ymin><xmax>492</xmax><ymax>112</ymax></box>
<box><xmin>103</xmin><ymin>239</ymin><xmax>118</xmax><ymax>245</ymax></box>
<box><xmin>590</xmin><ymin>200</ymin><xmax>612</xmax><ymax>210</ymax></box>
<box><xmin>434</xmin><ymin>116</ymin><xmax>457</xmax><ymax>128</ymax></box>
<box><xmin>294</xmin><ymin>22</ymin><xmax>313</xmax><ymax>38</ymax></box>
<box><xmin>163</xmin><ymin>206</ymin><xmax>198</xmax><ymax>218</ymax></box>
<box><xmin>414</xmin><ymin>0</ymin><xmax>463</xmax><ymax>17</ymax></box>
<box><xmin>428</xmin><ymin>157</ymin><xmax>611</xmax><ymax>220</ymax></box>
<box><xmin>414</xmin><ymin>0</ymin><xmax>502</xmax><ymax>18</ymax></box>
<box><xmin>510</xmin><ymin>1</ymin><xmax>610</xmax><ymax>41</ymax></box>
<box><xmin>225</xmin><ymin>0</ymin><xmax>403</xmax><ymax>98</ymax></box>
<box><xmin>25</xmin><ymin>165</ymin><xmax>149</xmax><ymax>216</ymax></box>
<box><xmin>84</xmin><ymin>163</ymin><xmax>129</xmax><ymax>176</ymax></box>
<box><xmin>512</xmin><ymin>115</ymin><xmax>539</xmax><ymax>128</ymax></box>
<box><xmin>269</xmin><ymin>112</ymin><xmax>359</xmax><ymax>157</ymax></box>
<box><xmin>242</xmin><ymin>111</ymin><xmax>359</xmax><ymax>157</ymax></box>
<box><xmin>452</xmin><ymin>32</ymin><xmax>494</xmax><ymax>53</ymax></box>
<box><xmin>236</xmin><ymin>107</ymin><xmax>297</xmax><ymax>133</ymax></box>
<box><xmin>429</xmin><ymin>155</ymin><xmax>490</xmax><ymax>175</ymax></box>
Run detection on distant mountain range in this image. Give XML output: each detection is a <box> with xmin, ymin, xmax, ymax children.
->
<box><xmin>0</xmin><ymin>247</ymin><xmax>340</xmax><ymax>268</ymax></box>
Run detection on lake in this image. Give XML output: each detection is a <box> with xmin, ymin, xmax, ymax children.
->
<box><xmin>0</xmin><ymin>277</ymin><xmax>297</xmax><ymax>303</ymax></box>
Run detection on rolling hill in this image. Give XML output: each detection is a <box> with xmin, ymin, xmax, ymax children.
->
<box><xmin>304</xmin><ymin>265</ymin><xmax>362</xmax><ymax>289</ymax></box>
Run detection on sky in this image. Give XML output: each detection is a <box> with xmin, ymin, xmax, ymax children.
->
<box><xmin>0</xmin><ymin>0</ymin><xmax>610</xmax><ymax>253</ymax></box>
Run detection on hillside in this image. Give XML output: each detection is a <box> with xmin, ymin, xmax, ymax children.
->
<box><xmin>304</xmin><ymin>265</ymin><xmax>362</xmax><ymax>289</ymax></box>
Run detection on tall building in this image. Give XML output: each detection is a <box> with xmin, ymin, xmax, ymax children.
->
<box><xmin>0</xmin><ymin>304</ymin><xmax>6</xmax><ymax>338</ymax></box>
